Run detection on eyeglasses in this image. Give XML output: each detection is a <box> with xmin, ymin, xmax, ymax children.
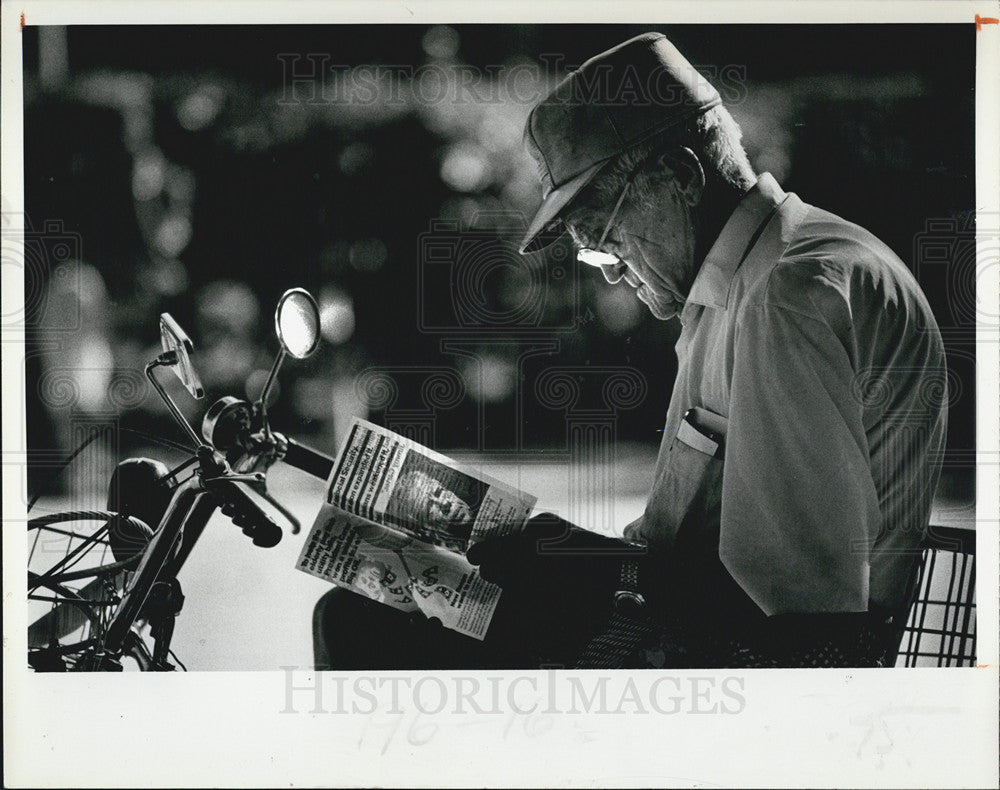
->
<box><xmin>574</xmin><ymin>148</ymin><xmax>665</xmax><ymax>268</ymax></box>
<box><xmin>575</xmin><ymin>172</ymin><xmax>635</xmax><ymax>268</ymax></box>
<box><xmin>575</xmin><ymin>181</ymin><xmax>631</xmax><ymax>267</ymax></box>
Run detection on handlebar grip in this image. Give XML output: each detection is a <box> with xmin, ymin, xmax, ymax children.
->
<box><xmin>283</xmin><ymin>438</ymin><xmax>335</xmax><ymax>480</ymax></box>
<box><xmin>215</xmin><ymin>480</ymin><xmax>283</xmax><ymax>548</ymax></box>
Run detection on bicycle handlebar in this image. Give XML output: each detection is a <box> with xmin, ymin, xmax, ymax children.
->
<box><xmin>211</xmin><ymin>479</ymin><xmax>284</xmax><ymax>548</ymax></box>
<box><xmin>281</xmin><ymin>437</ymin><xmax>335</xmax><ymax>480</ymax></box>
<box><xmin>96</xmin><ymin>430</ymin><xmax>334</xmax><ymax>660</ymax></box>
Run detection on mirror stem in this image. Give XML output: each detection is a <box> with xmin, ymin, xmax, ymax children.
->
<box><xmin>146</xmin><ymin>358</ymin><xmax>203</xmax><ymax>449</ymax></box>
<box><xmin>258</xmin><ymin>348</ymin><xmax>286</xmax><ymax>439</ymax></box>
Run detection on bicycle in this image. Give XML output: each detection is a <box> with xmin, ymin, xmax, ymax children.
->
<box><xmin>27</xmin><ymin>288</ymin><xmax>336</xmax><ymax>671</ymax></box>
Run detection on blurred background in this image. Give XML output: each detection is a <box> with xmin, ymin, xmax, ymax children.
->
<box><xmin>19</xmin><ymin>24</ymin><xmax>977</xmax><ymax>668</ymax></box>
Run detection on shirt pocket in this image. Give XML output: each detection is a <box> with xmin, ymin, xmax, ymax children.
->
<box><xmin>637</xmin><ymin>407</ymin><xmax>727</xmax><ymax>549</ymax></box>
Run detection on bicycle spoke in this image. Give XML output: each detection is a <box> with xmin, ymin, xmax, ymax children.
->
<box><xmin>29</xmin><ymin>510</ymin><xmax>174</xmax><ymax>672</ymax></box>
<box><xmin>30</xmin><ymin>594</ymin><xmax>113</xmax><ymax>606</ymax></box>
<box><xmin>40</xmin><ymin>555</ymin><xmax>138</xmax><ymax>585</ymax></box>
<box><xmin>31</xmin><ymin>524</ymin><xmax>112</xmax><ymax>588</ymax></box>
<box><xmin>28</xmin><ymin>514</ymin><xmax>136</xmax><ymax>658</ymax></box>
<box><xmin>34</xmin><ymin>523</ymin><xmax>114</xmax><ymax>543</ymax></box>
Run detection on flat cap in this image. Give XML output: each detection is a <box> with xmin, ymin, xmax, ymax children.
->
<box><xmin>520</xmin><ymin>32</ymin><xmax>721</xmax><ymax>253</ymax></box>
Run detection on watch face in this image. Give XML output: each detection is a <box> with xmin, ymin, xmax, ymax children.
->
<box><xmin>614</xmin><ymin>590</ymin><xmax>647</xmax><ymax>616</ymax></box>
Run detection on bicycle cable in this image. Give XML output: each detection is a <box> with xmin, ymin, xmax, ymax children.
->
<box><xmin>26</xmin><ymin>427</ymin><xmax>113</xmax><ymax>513</ymax></box>
<box><xmin>26</xmin><ymin>425</ymin><xmax>197</xmax><ymax>514</ymax></box>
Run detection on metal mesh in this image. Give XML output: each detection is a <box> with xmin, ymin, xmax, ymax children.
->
<box><xmin>895</xmin><ymin>528</ymin><xmax>977</xmax><ymax>667</ymax></box>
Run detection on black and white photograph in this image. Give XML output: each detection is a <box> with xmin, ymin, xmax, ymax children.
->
<box><xmin>3</xmin><ymin>2</ymin><xmax>998</xmax><ymax>788</ymax></box>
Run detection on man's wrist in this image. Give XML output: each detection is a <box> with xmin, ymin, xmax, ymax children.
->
<box><xmin>612</xmin><ymin>557</ymin><xmax>648</xmax><ymax>617</ymax></box>
<box><xmin>612</xmin><ymin>553</ymin><xmax>671</xmax><ymax>620</ymax></box>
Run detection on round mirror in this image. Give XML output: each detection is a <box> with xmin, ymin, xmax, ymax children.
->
<box><xmin>275</xmin><ymin>288</ymin><xmax>321</xmax><ymax>359</ymax></box>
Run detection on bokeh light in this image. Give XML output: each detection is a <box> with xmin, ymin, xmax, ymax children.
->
<box><xmin>131</xmin><ymin>149</ymin><xmax>166</xmax><ymax>201</ymax></box>
<box><xmin>460</xmin><ymin>354</ymin><xmax>516</xmax><ymax>403</ymax></box>
<box><xmin>140</xmin><ymin>259</ymin><xmax>189</xmax><ymax>297</ymax></box>
<box><xmin>319</xmin><ymin>287</ymin><xmax>356</xmax><ymax>345</ymax></box>
<box><xmin>348</xmin><ymin>239</ymin><xmax>387</xmax><ymax>272</ymax></box>
<box><xmin>196</xmin><ymin>280</ymin><xmax>261</xmax><ymax>335</ymax></box>
<box><xmin>246</xmin><ymin>367</ymin><xmax>280</xmax><ymax>406</ymax></box>
<box><xmin>594</xmin><ymin>282</ymin><xmax>645</xmax><ymax>335</ymax></box>
<box><xmin>422</xmin><ymin>25</ymin><xmax>460</xmax><ymax>60</ymax></box>
<box><xmin>338</xmin><ymin>141</ymin><xmax>376</xmax><ymax>176</ymax></box>
<box><xmin>153</xmin><ymin>214</ymin><xmax>193</xmax><ymax>258</ymax></box>
<box><xmin>439</xmin><ymin>141</ymin><xmax>492</xmax><ymax>193</ymax></box>
<box><xmin>176</xmin><ymin>82</ymin><xmax>225</xmax><ymax>131</ymax></box>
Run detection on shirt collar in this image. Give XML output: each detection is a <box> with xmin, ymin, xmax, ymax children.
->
<box><xmin>684</xmin><ymin>172</ymin><xmax>787</xmax><ymax>311</ymax></box>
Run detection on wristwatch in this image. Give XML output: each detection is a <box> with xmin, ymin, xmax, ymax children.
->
<box><xmin>613</xmin><ymin>558</ymin><xmax>648</xmax><ymax>618</ymax></box>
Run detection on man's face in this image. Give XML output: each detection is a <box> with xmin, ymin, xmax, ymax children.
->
<box><xmin>419</xmin><ymin>472</ymin><xmax>473</xmax><ymax>530</ymax></box>
<box><xmin>566</xmin><ymin>162</ymin><xmax>699</xmax><ymax>321</ymax></box>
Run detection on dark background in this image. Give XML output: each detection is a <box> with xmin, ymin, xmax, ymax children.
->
<box><xmin>22</xmin><ymin>24</ymin><xmax>976</xmax><ymax>502</ymax></box>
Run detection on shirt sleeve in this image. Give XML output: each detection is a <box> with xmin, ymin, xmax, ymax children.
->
<box><xmin>720</xmin><ymin>301</ymin><xmax>882</xmax><ymax>615</ymax></box>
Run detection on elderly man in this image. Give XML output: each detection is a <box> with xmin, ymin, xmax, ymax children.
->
<box><xmin>386</xmin><ymin>469</ymin><xmax>476</xmax><ymax>551</ymax></box>
<box><xmin>466</xmin><ymin>32</ymin><xmax>948</xmax><ymax>668</ymax></box>
<box><xmin>314</xmin><ymin>32</ymin><xmax>947</xmax><ymax>669</ymax></box>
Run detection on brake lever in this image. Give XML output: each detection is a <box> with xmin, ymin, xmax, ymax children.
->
<box><xmin>231</xmin><ymin>427</ymin><xmax>287</xmax><ymax>477</ymax></box>
<box><xmin>258</xmin><ymin>490</ymin><xmax>301</xmax><ymax>534</ymax></box>
<box><xmin>203</xmin><ymin>469</ymin><xmax>299</xmax><ymax>534</ymax></box>
<box><xmin>205</xmin><ymin>470</ymin><xmax>266</xmax><ymax>493</ymax></box>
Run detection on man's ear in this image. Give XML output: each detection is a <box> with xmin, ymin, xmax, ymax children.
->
<box><xmin>654</xmin><ymin>147</ymin><xmax>705</xmax><ymax>207</ymax></box>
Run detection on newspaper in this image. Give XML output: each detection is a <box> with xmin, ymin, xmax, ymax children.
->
<box><xmin>296</xmin><ymin>418</ymin><xmax>537</xmax><ymax>640</ymax></box>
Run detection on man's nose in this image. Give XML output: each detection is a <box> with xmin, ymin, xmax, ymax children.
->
<box><xmin>600</xmin><ymin>261</ymin><xmax>627</xmax><ymax>284</ymax></box>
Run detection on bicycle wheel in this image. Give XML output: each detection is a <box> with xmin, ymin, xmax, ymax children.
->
<box><xmin>28</xmin><ymin>511</ymin><xmax>149</xmax><ymax>671</ymax></box>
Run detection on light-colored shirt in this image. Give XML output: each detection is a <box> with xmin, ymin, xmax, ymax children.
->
<box><xmin>625</xmin><ymin>173</ymin><xmax>948</xmax><ymax>616</ymax></box>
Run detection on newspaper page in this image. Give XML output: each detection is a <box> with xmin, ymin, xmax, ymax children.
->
<box><xmin>326</xmin><ymin>417</ymin><xmax>536</xmax><ymax>552</ymax></box>
<box><xmin>296</xmin><ymin>505</ymin><xmax>502</xmax><ymax>640</ymax></box>
<box><xmin>296</xmin><ymin>418</ymin><xmax>537</xmax><ymax>639</ymax></box>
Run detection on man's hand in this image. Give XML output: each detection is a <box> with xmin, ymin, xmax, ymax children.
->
<box><xmin>467</xmin><ymin>513</ymin><xmax>643</xmax><ymax>662</ymax></box>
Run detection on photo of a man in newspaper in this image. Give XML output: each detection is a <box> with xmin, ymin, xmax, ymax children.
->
<box><xmin>384</xmin><ymin>454</ymin><xmax>485</xmax><ymax>551</ymax></box>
